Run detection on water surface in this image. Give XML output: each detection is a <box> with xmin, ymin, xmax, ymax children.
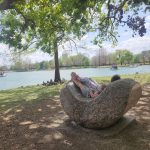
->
<box><xmin>0</xmin><ymin>65</ymin><xmax>150</xmax><ymax>90</ymax></box>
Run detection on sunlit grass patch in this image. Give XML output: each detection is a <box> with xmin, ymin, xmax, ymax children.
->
<box><xmin>93</xmin><ymin>73</ymin><xmax>150</xmax><ymax>84</ymax></box>
<box><xmin>0</xmin><ymin>84</ymin><xmax>63</xmax><ymax>112</ymax></box>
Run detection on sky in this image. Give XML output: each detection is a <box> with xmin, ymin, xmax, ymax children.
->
<box><xmin>0</xmin><ymin>5</ymin><xmax>150</xmax><ymax>66</ymax></box>
<box><xmin>74</xmin><ymin>12</ymin><xmax>150</xmax><ymax>56</ymax></box>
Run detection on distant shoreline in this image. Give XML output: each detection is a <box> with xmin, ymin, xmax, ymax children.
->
<box><xmin>4</xmin><ymin>64</ymin><xmax>150</xmax><ymax>72</ymax></box>
<box><xmin>0</xmin><ymin>72</ymin><xmax>150</xmax><ymax>91</ymax></box>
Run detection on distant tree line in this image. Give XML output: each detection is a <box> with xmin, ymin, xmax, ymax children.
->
<box><xmin>0</xmin><ymin>49</ymin><xmax>150</xmax><ymax>71</ymax></box>
<box><xmin>9</xmin><ymin>60</ymin><xmax>54</xmax><ymax>71</ymax></box>
<box><xmin>59</xmin><ymin>53</ymin><xmax>90</xmax><ymax>67</ymax></box>
<box><xmin>90</xmin><ymin>49</ymin><xmax>150</xmax><ymax>66</ymax></box>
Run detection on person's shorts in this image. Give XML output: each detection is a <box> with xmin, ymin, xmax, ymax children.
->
<box><xmin>81</xmin><ymin>86</ymin><xmax>90</xmax><ymax>98</ymax></box>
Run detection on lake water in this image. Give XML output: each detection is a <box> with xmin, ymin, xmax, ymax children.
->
<box><xmin>0</xmin><ymin>65</ymin><xmax>150</xmax><ymax>90</ymax></box>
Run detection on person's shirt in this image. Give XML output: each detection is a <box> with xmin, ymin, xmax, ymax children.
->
<box><xmin>80</xmin><ymin>77</ymin><xmax>102</xmax><ymax>91</ymax></box>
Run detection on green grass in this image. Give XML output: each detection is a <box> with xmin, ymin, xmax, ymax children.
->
<box><xmin>0</xmin><ymin>73</ymin><xmax>150</xmax><ymax>112</ymax></box>
<box><xmin>93</xmin><ymin>73</ymin><xmax>150</xmax><ymax>84</ymax></box>
<box><xmin>0</xmin><ymin>84</ymin><xmax>63</xmax><ymax>112</ymax></box>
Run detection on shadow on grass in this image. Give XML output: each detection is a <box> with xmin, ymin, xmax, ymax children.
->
<box><xmin>0</xmin><ymin>84</ymin><xmax>64</xmax><ymax>112</ymax></box>
<box><xmin>0</xmin><ymin>84</ymin><xmax>149</xmax><ymax>150</ymax></box>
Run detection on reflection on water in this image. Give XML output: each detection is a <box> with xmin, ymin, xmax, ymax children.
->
<box><xmin>0</xmin><ymin>65</ymin><xmax>150</xmax><ymax>90</ymax></box>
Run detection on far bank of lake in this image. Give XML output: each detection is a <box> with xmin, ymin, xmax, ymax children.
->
<box><xmin>0</xmin><ymin>65</ymin><xmax>150</xmax><ymax>90</ymax></box>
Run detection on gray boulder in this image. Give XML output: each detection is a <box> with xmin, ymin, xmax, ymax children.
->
<box><xmin>60</xmin><ymin>79</ymin><xmax>142</xmax><ymax>129</ymax></box>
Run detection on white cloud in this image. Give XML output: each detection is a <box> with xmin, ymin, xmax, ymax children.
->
<box><xmin>0</xmin><ymin>44</ymin><xmax>10</xmax><ymax>54</ymax></box>
<box><xmin>146</xmin><ymin>15</ymin><xmax>150</xmax><ymax>21</ymax></box>
<box><xmin>120</xmin><ymin>30</ymin><xmax>131</xmax><ymax>37</ymax></box>
<box><xmin>81</xmin><ymin>35</ymin><xmax>88</xmax><ymax>40</ymax></box>
<box><xmin>145</xmin><ymin>15</ymin><xmax>150</xmax><ymax>30</ymax></box>
<box><xmin>23</xmin><ymin>51</ymin><xmax>52</xmax><ymax>63</ymax></box>
<box><xmin>0</xmin><ymin>43</ymin><xmax>52</xmax><ymax>65</ymax></box>
<box><xmin>60</xmin><ymin>35</ymin><xmax>150</xmax><ymax>57</ymax></box>
<box><xmin>145</xmin><ymin>22</ymin><xmax>150</xmax><ymax>29</ymax></box>
<box><xmin>0</xmin><ymin>44</ymin><xmax>11</xmax><ymax>65</ymax></box>
<box><xmin>111</xmin><ymin>36</ymin><xmax>150</xmax><ymax>53</ymax></box>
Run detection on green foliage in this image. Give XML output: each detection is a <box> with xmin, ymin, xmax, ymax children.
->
<box><xmin>0</xmin><ymin>10</ymin><xmax>24</xmax><ymax>49</ymax></box>
<box><xmin>0</xmin><ymin>0</ymin><xmax>4</xmax><ymax>4</ymax></box>
<box><xmin>10</xmin><ymin>60</ymin><xmax>51</xmax><ymax>71</ymax></box>
<box><xmin>0</xmin><ymin>0</ymin><xmax>148</xmax><ymax>52</ymax></box>
<box><xmin>39</xmin><ymin>61</ymin><xmax>50</xmax><ymax>70</ymax></box>
<box><xmin>133</xmin><ymin>54</ymin><xmax>141</xmax><ymax>63</ymax></box>
<box><xmin>141</xmin><ymin>50</ymin><xmax>150</xmax><ymax>63</ymax></box>
<box><xmin>114</xmin><ymin>49</ymin><xmax>133</xmax><ymax>65</ymax></box>
<box><xmin>4</xmin><ymin>0</ymin><xmax>91</xmax><ymax>53</ymax></box>
<box><xmin>60</xmin><ymin>53</ymin><xmax>90</xmax><ymax>67</ymax></box>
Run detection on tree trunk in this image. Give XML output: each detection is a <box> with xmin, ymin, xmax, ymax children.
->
<box><xmin>54</xmin><ymin>41</ymin><xmax>61</xmax><ymax>82</ymax></box>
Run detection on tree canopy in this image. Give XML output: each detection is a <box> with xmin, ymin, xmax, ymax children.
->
<box><xmin>60</xmin><ymin>53</ymin><xmax>90</xmax><ymax>67</ymax></box>
<box><xmin>0</xmin><ymin>0</ymin><xmax>149</xmax><ymax>45</ymax></box>
<box><xmin>115</xmin><ymin>49</ymin><xmax>133</xmax><ymax>65</ymax></box>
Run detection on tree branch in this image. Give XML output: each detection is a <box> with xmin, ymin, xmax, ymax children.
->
<box><xmin>65</xmin><ymin>37</ymin><xmax>78</xmax><ymax>53</ymax></box>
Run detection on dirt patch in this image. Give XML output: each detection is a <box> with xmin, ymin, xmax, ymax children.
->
<box><xmin>0</xmin><ymin>85</ymin><xmax>150</xmax><ymax>150</ymax></box>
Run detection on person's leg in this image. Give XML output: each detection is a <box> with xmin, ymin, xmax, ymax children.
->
<box><xmin>72</xmin><ymin>78</ymin><xmax>85</xmax><ymax>89</ymax></box>
<box><xmin>72</xmin><ymin>78</ymin><xmax>91</xmax><ymax>98</ymax></box>
<box><xmin>73</xmin><ymin>78</ymin><xmax>100</xmax><ymax>98</ymax></box>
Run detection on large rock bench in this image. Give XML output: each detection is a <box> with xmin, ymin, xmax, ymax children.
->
<box><xmin>60</xmin><ymin>79</ymin><xmax>142</xmax><ymax>129</ymax></box>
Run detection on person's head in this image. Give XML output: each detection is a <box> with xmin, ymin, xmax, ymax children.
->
<box><xmin>111</xmin><ymin>75</ymin><xmax>121</xmax><ymax>82</ymax></box>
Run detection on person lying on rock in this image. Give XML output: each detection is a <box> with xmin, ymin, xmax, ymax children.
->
<box><xmin>70</xmin><ymin>72</ymin><xmax>121</xmax><ymax>98</ymax></box>
<box><xmin>70</xmin><ymin>72</ymin><xmax>106</xmax><ymax>98</ymax></box>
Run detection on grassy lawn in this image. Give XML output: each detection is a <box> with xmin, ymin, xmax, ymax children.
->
<box><xmin>93</xmin><ymin>73</ymin><xmax>150</xmax><ymax>84</ymax></box>
<box><xmin>0</xmin><ymin>84</ymin><xmax>63</xmax><ymax>112</ymax></box>
<box><xmin>0</xmin><ymin>73</ymin><xmax>150</xmax><ymax>112</ymax></box>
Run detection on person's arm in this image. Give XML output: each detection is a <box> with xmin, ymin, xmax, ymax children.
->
<box><xmin>89</xmin><ymin>90</ymin><xmax>100</xmax><ymax>98</ymax></box>
<box><xmin>89</xmin><ymin>85</ymin><xmax>107</xmax><ymax>98</ymax></box>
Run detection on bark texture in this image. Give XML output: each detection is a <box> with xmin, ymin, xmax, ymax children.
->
<box><xmin>54</xmin><ymin>41</ymin><xmax>61</xmax><ymax>82</ymax></box>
